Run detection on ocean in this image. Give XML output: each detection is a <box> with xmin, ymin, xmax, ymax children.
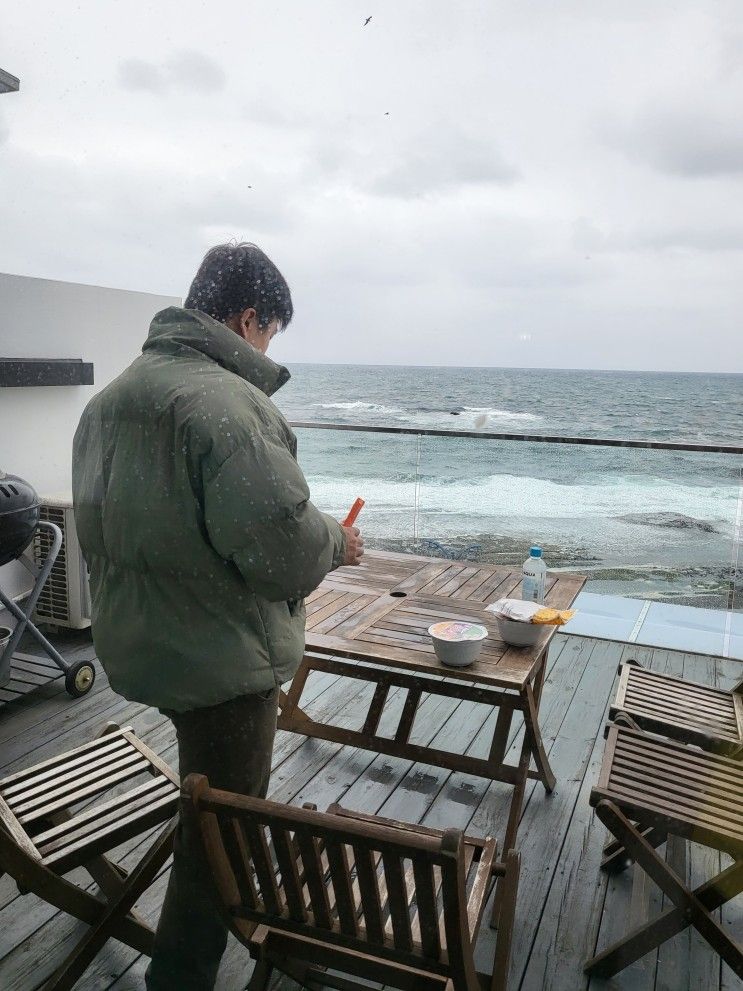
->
<box><xmin>274</xmin><ymin>366</ymin><xmax>743</xmax><ymax>609</ymax></box>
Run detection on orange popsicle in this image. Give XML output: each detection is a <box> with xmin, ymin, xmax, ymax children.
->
<box><xmin>342</xmin><ymin>498</ymin><xmax>365</xmax><ymax>528</ymax></box>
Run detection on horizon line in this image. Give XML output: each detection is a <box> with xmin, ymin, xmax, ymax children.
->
<box><xmin>280</xmin><ymin>360</ymin><xmax>743</xmax><ymax>375</ymax></box>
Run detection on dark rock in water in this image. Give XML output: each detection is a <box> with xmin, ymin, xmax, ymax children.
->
<box><xmin>619</xmin><ymin>512</ymin><xmax>718</xmax><ymax>534</ymax></box>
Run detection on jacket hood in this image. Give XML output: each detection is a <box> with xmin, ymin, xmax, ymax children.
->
<box><xmin>143</xmin><ymin>306</ymin><xmax>291</xmax><ymax>397</ymax></box>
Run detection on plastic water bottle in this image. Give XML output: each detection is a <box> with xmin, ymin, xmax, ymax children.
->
<box><xmin>522</xmin><ymin>546</ymin><xmax>546</xmax><ymax>603</ymax></box>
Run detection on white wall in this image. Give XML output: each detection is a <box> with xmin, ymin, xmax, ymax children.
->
<box><xmin>0</xmin><ymin>273</ymin><xmax>179</xmax><ymax>608</ymax></box>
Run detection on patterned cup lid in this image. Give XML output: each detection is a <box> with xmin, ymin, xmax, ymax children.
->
<box><xmin>428</xmin><ymin>621</ymin><xmax>488</xmax><ymax>642</ymax></box>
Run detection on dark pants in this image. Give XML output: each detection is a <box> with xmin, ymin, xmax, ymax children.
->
<box><xmin>145</xmin><ymin>688</ymin><xmax>279</xmax><ymax>991</ymax></box>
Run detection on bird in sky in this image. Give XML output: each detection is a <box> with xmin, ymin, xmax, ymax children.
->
<box><xmin>364</xmin><ymin>16</ymin><xmax>372</xmax><ymax>26</ymax></box>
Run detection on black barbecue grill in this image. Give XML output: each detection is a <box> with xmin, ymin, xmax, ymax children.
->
<box><xmin>0</xmin><ymin>472</ymin><xmax>96</xmax><ymax>698</ymax></box>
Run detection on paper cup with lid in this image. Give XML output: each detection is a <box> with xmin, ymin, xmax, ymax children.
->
<box><xmin>428</xmin><ymin>620</ymin><xmax>488</xmax><ymax>667</ymax></box>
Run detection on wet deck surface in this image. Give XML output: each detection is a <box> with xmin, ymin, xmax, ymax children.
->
<box><xmin>0</xmin><ymin>631</ymin><xmax>741</xmax><ymax>991</ymax></box>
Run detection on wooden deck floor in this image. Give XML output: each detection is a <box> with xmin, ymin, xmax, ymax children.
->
<box><xmin>0</xmin><ymin>631</ymin><xmax>741</xmax><ymax>991</ymax></box>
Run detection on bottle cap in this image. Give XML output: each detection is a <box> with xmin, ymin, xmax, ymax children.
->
<box><xmin>529</xmin><ymin>546</ymin><xmax>542</xmax><ymax>557</ymax></box>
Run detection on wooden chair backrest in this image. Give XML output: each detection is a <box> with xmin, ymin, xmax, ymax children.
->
<box><xmin>184</xmin><ymin>774</ymin><xmax>477</xmax><ymax>983</ymax></box>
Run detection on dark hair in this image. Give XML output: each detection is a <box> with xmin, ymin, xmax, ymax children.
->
<box><xmin>185</xmin><ymin>242</ymin><xmax>293</xmax><ymax>330</ymax></box>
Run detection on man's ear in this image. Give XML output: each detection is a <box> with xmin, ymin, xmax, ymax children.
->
<box><xmin>238</xmin><ymin>307</ymin><xmax>257</xmax><ymax>338</ymax></box>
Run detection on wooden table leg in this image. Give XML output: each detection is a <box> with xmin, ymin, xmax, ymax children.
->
<box><xmin>488</xmin><ymin>707</ymin><xmax>515</xmax><ymax>767</ymax></box>
<box><xmin>522</xmin><ymin>684</ymin><xmax>556</xmax><ymax>793</ymax></box>
<box><xmin>532</xmin><ymin>650</ymin><xmax>549</xmax><ymax>708</ymax></box>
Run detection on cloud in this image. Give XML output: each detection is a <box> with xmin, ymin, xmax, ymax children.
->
<box><xmin>572</xmin><ymin>217</ymin><xmax>743</xmax><ymax>254</ymax></box>
<box><xmin>0</xmin><ymin>142</ymin><xmax>293</xmax><ymax>296</ymax></box>
<box><xmin>167</xmin><ymin>51</ymin><xmax>226</xmax><ymax>93</ymax></box>
<box><xmin>628</xmin><ymin>226</ymin><xmax>743</xmax><ymax>252</ymax></box>
<box><xmin>369</xmin><ymin>132</ymin><xmax>519</xmax><ymax>198</ymax></box>
<box><xmin>607</xmin><ymin>106</ymin><xmax>743</xmax><ymax>178</ymax></box>
<box><xmin>117</xmin><ymin>59</ymin><xmax>167</xmax><ymax>94</ymax></box>
<box><xmin>304</xmin><ymin>125</ymin><xmax>520</xmax><ymax>200</ymax></box>
<box><xmin>117</xmin><ymin>51</ymin><xmax>226</xmax><ymax>95</ymax></box>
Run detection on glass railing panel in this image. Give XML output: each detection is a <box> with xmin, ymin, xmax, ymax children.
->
<box><xmin>729</xmin><ymin>466</ymin><xmax>743</xmax><ymax>655</ymax></box>
<box><xmin>293</xmin><ymin>426</ymin><xmax>419</xmax><ymax>553</ymax></box>
<box><xmin>414</xmin><ymin>432</ymin><xmax>743</xmax><ymax>612</ymax></box>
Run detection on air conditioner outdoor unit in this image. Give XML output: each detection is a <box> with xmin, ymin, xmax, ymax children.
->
<box><xmin>32</xmin><ymin>495</ymin><xmax>92</xmax><ymax>629</ymax></box>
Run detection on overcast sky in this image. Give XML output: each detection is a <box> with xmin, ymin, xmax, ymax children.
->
<box><xmin>2</xmin><ymin>1</ymin><xmax>743</xmax><ymax>371</ymax></box>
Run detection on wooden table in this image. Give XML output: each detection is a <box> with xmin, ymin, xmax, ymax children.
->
<box><xmin>279</xmin><ymin>550</ymin><xmax>585</xmax><ymax>852</ymax></box>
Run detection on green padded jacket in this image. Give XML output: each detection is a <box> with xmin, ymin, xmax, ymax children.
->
<box><xmin>72</xmin><ymin>306</ymin><xmax>346</xmax><ymax>712</ymax></box>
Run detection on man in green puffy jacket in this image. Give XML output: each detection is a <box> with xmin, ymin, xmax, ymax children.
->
<box><xmin>72</xmin><ymin>242</ymin><xmax>364</xmax><ymax>990</ymax></box>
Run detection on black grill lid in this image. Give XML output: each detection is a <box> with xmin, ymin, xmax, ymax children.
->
<box><xmin>0</xmin><ymin>472</ymin><xmax>41</xmax><ymax>567</ymax></box>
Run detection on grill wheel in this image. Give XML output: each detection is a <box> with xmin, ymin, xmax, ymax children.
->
<box><xmin>65</xmin><ymin>660</ymin><xmax>96</xmax><ymax>698</ymax></box>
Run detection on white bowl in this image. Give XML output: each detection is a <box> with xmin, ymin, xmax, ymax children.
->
<box><xmin>428</xmin><ymin>621</ymin><xmax>488</xmax><ymax>667</ymax></box>
<box><xmin>497</xmin><ymin>617</ymin><xmax>543</xmax><ymax>647</ymax></box>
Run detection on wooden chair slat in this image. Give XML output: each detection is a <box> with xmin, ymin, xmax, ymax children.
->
<box><xmin>243</xmin><ymin>819</ymin><xmax>282</xmax><ymax>916</ymax></box>
<box><xmin>411</xmin><ymin>855</ymin><xmax>441</xmax><ymax>960</ymax></box>
<box><xmin>0</xmin><ymin>728</ymin><xmax>130</xmax><ymax>791</ymax></box>
<box><xmin>17</xmin><ymin>759</ymin><xmax>152</xmax><ymax>826</ymax></box>
<box><xmin>625</xmin><ymin>676</ymin><xmax>736</xmax><ymax>715</ymax></box>
<box><xmin>1</xmin><ymin>737</ymin><xmax>131</xmax><ymax>800</ymax></box>
<box><xmin>628</xmin><ymin>666</ymin><xmax>731</xmax><ymax>702</ymax></box>
<box><xmin>619</xmin><ymin>701</ymin><xmax>740</xmax><ymax>742</ymax></box>
<box><xmin>220</xmin><ymin>817</ymin><xmax>261</xmax><ymax>911</ymax></box>
<box><xmin>615</xmin><ymin>736</ymin><xmax>743</xmax><ymax>793</ymax></box>
<box><xmin>31</xmin><ymin>776</ymin><xmax>168</xmax><ymax>849</ymax></box>
<box><xmin>351</xmin><ymin>841</ymin><xmax>384</xmax><ymax>944</ymax></box>
<box><xmin>612</xmin><ymin>750</ymin><xmax>743</xmax><ymax>809</ymax></box>
<box><xmin>38</xmin><ymin>778</ymin><xmax>176</xmax><ymax>858</ymax></box>
<box><xmin>604</xmin><ymin>781</ymin><xmax>743</xmax><ymax>850</ymax></box>
<box><xmin>382</xmin><ymin>852</ymin><xmax>413</xmax><ymax>952</ymax></box>
<box><xmin>269</xmin><ymin>825</ymin><xmax>307</xmax><ymax>922</ymax></box>
<box><xmin>325</xmin><ymin>838</ymin><xmax>358</xmax><ymax>937</ymax></box>
<box><xmin>7</xmin><ymin>745</ymin><xmax>143</xmax><ymax>812</ymax></box>
<box><xmin>624</xmin><ymin>685</ymin><xmax>739</xmax><ymax>730</ymax></box>
<box><xmin>608</xmin><ymin>770</ymin><xmax>743</xmax><ymax>842</ymax></box>
<box><xmin>42</xmin><ymin>790</ymin><xmax>178</xmax><ymax>872</ymax></box>
<box><xmin>465</xmin><ymin>839</ymin><xmax>497</xmax><ymax>939</ymax></box>
<box><xmin>615</xmin><ymin>731</ymin><xmax>743</xmax><ymax>782</ymax></box>
<box><xmin>295</xmin><ymin>828</ymin><xmax>333</xmax><ymax>930</ymax></box>
<box><xmin>12</xmin><ymin>750</ymin><xmax>149</xmax><ymax>817</ymax></box>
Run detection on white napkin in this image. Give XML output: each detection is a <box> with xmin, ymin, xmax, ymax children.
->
<box><xmin>486</xmin><ymin>598</ymin><xmax>543</xmax><ymax>623</ymax></box>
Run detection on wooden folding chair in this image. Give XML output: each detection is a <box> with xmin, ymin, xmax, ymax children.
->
<box><xmin>611</xmin><ymin>658</ymin><xmax>743</xmax><ymax>756</ymax></box>
<box><xmin>185</xmin><ymin>775</ymin><xmax>521</xmax><ymax>991</ymax></box>
<box><xmin>585</xmin><ymin>723</ymin><xmax>743</xmax><ymax>980</ymax></box>
<box><xmin>0</xmin><ymin>721</ymin><xmax>179</xmax><ymax>990</ymax></box>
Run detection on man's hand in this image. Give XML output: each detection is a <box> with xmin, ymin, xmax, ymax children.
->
<box><xmin>342</xmin><ymin>526</ymin><xmax>364</xmax><ymax>566</ymax></box>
